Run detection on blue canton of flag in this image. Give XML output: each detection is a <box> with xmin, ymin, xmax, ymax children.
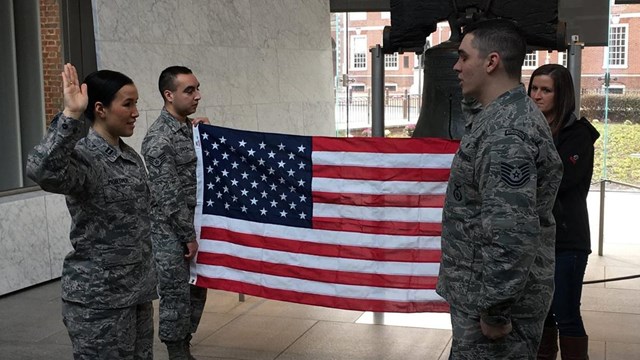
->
<box><xmin>198</xmin><ymin>126</ymin><xmax>313</xmax><ymax>228</ymax></box>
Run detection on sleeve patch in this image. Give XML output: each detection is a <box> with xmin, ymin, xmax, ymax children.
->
<box><xmin>505</xmin><ymin>129</ymin><xmax>526</xmax><ymax>141</ymax></box>
<box><xmin>148</xmin><ymin>153</ymin><xmax>168</xmax><ymax>168</ymax></box>
<box><xmin>500</xmin><ymin>162</ymin><xmax>531</xmax><ymax>187</ymax></box>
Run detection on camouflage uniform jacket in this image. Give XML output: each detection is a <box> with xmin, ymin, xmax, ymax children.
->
<box><xmin>142</xmin><ymin>108</ymin><xmax>197</xmax><ymax>243</ymax></box>
<box><xmin>26</xmin><ymin>113</ymin><xmax>158</xmax><ymax>309</ymax></box>
<box><xmin>436</xmin><ymin>86</ymin><xmax>563</xmax><ymax>323</ymax></box>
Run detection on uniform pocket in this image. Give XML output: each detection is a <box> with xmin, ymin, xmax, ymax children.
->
<box><xmin>103</xmin><ymin>183</ymin><xmax>141</xmax><ymax>203</ymax></box>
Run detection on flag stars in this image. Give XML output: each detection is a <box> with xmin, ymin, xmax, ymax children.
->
<box><xmin>279</xmin><ymin>210</ymin><xmax>288</xmax><ymax>218</ymax></box>
<box><xmin>219</xmin><ymin>136</ymin><xmax>227</xmax><ymax>144</ymax></box>
<box><xmin>212</xmin><ymin>159</ymin><xmax>219</xmax><ymax>167</ymax></box>
<box><xmin>297</xmin><ymin>144</ymin><xmax>306</xmax><ymax>153</ymax></box>
<box><xmin>241</xmin><ymin>205</ymin><xmax>248</xmax><ymax>213</ymax></box>
<box><xmin>268</xmin><ymin>168</ymin><xmax>275</xmax><ymax>175</ymax></box>
<box><xmin>270</xmin><ymin>200</ymin><xmax>278</xmax><ymax>207</ymax></box>
<box><xmin>206</xmin><ymin>166</ymin><xmax>213</xmax><ymax>173</ymax></box>
<box><xmin>223</xmin><ymin>186</ymin><xmax>229</xmax><ymax>193</ymax></box>
<box><xmin>250</xmin><ymin>181</ymin><xmax>259</xmax><ymax>189</ymax></box>
<box><xmin>240</xmin><ymin>156</ymin><xmax>247</xmax><ymax>163</ymax></box>
<box><xmin>260</xmin><ymin>191</ymin><xmax>268</xmax><ymax>198</ymax></box>
<box><xmin>206</xmin><ymin>199</ymin><xmax>214</xmax><ymax>207</ymax></box>
<box><xmin>298</xmin><ymin>161</ymin><xmax>306</xmax><ymax>170</ymax></box>
<box><xmin>221</xmin><ymin>152</ymin><xmax>229</xmax><ymax>160</ymax></box>
<box><xmin>207</xmin><ymin>182</ymin><xmax>214</xmax><ymax>190</ymax></box>
<box><xmin>260</xmin><ymin>174</ymin><xmax>268</xmax><ymax>182</ymax></box>
<box><xmin>258</xmin><ymin>159</ymin><xmax>266</xmax><ymax>166</ymax></box>
<box><xmin>247</xmin><ymin>149</ymin><xmax>256</xmax><ymax>156</ymax></box>
<box><xmin>231</xmin><ymin>195</ymin><xmax>238</xmax><ymax>202</ymax></box>
<box><xmin>238</xmin><ymin>140</ymin><xmax>247</xmax><ymax>147</ymax></box>
<box><xmin>259</xmin><ymin>142</ymin><xmax>266</xmax><ymax>149</ymax></box>
<box><xmin>299</xmin><ymin>195</ymin><xmax>307</xmax><ymax>202</ymax></box>
<box><xmin>277</xmin><ymin>161</ymin><xmax>286</xmax><ymax>168</ymax></box>
<box><xmin>289</xmin><ymin>186</ymin><xmax>297</xmax><ymax>193</ymax></box>
<box><xmin>289</xmin><ymin>202</ymin><xmax>297</xmax><ymax>210</ymax></box>
<box><xmin>230</xmin><ymin>179</ymin><xmax>239</xmax><ymax>186</ymax></box>
<box><xmin>269</xmin><ymin>183</ymin><xmax>278</xmax><ymax>191</ymax></box>
<box><xmin>287</xmin><ymin>169</ymin><xmax>295</xmax><ymax>177</ymax></box>
<box><xmin>299</xmin><ymin>212</ymin><xmax>307</xmax><ymax>220</ymax></box>
<box><xmin>231</xmin><ymin>161</ymin><xmax>239</xmax><ymax>169</ymax></box>
<box><xmin>221</xmin><ymin>169</ymin><xmax>229</xmax><ymax>177</ymax></box>
<box><xmin>280</xmin><ymin>193</ymin><xmax>288</xmax><ymax>201</ymax></box>
<box><xmin>288</xmin><ymin>152</ymin><xmax>295</xmax><ymax>160</ymax></box>
<box><xmin>230</xmin><ymin>146</ymin><xmax>236</xmax><ymax>152</ymax></box>
<box><xmin>241</xmin><ymin>189</ymin><xmax>249</xmax><ymax>196</ymax></box>
<box><xmin>298</xmin><ymin>179</ymin><xmax>306</xmax><ymax>187</ymax></box>
<box><xmin>250</xmin><ymin>198</ymin><xmax>258</xmax><ymax>205</ymax></box>
<box><xmin>279</xmin><ymin>177</ymin><xmax>286</xmax><ymax>184</ymax></box>
<box><xmin>211</xmin><ymin>142</ymin><xmax>219</xmax><ymax>150</ymax></box>
<box><xmin>241</xmin><ymin>172</ymin><xmax>249</xmax><ymax>179</ymax></box>
<box><xmin>216</xmin><ymin>192</ymin><xmax>223</xmax><ymax>199</ymax></box>
<box><xmin>250</xmin><ymin>165</ymin><xmax>257</xmax><ymax>172</ymax></box>
<box><xmin>202</xmin><ymin>133</ymin><xmax>209</xmax><ymax>140</ymax></box>
<box><xmin>278</xmin><ymin>143</ymin><xmax>286</xmax><ymax>151</ymax></box>
<box><xmin>260</xmin><ymin>208</ymin><xmax>268</xmax><ymax>216</ymax></box>
<box><xmin>214</xmin><ymin>176</ymin><xmax>221</xmax><ymax>183</ymax></box>
<box><xmin>224</xmin><ymin>202</ymin><xmax>230</xmax><ymax>210</ymax></box>
<box><xmin>204</xmin><ymin>150</ymin><xmax>210</xmax><ymax>157</ymax></box>
<box><xmin>267</xmin><ymin>151</ymin><xmax>276</xmax><ymax>159</ymax></box>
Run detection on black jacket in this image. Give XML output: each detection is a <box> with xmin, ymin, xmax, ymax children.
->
<box><xmin>553</xmin><ymin>115</ymin><xmax>600</xmax><ymax>253</ymax></box>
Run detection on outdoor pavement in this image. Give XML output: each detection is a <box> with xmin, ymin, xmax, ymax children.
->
<box><xmin>1</xmin><ymin>189</ymin><xmax>639</xmax><ymax>359</ymax></box>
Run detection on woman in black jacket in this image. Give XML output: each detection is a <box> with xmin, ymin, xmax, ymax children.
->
<box><xmin>528</xmin><ymin>64</ymin><xmax>600</xmax><ymax>360</ymax></box>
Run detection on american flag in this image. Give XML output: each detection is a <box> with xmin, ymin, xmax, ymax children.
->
<box><xmin>190</xmin><ymin>124</ymin><xmax>458</xmax><ymax>313</ymax></box>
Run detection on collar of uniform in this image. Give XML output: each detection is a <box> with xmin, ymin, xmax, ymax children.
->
<box><xmin>160</xmin><ymin>108</ymin><xmax>192</xmax><ymax>134</ymax></box>
<box><xmin>471</xmin><ymin>85</ymin><xmax>525</xmax><ymax>132</ymax></box>
<box><xmin>87</xmin><ymin>128</ymin><xmax>135</xmax><ymax>162</ymax></box>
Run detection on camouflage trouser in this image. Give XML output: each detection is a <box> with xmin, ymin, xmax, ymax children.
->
<box><xmin>153</xmin><ymin>235</ymin><xmax>208</xmax><ymax>342</ymax></box>
<box><xmin>449</xmin><ymin>307</ymin><xmax>545</xmax><ymax>360</ymax></box>
<box><xmin>62</xmin><ymin>300</ymin><xmax>154</xmax><ymax>360</ymax></box>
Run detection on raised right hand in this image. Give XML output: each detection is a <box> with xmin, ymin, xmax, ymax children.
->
<box><xmin>61</xmin><ymin>63</ymin><xmax>88</xmax><ymax>119</ymax></box>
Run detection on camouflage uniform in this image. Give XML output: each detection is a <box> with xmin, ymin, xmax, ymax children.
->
<box><xmin>142</xmin><ymin>108</ymin><xmax>208</xmax><ymax>343</ymax></box>
<box><xmin>26</xmin><ymin>113</ymin><xmax>158</xmax><ymax>360</ymax></box>
<box><xmin>436</xmin><ymin>86</ymin><xmax>563</xmax><ymax>359</ymax></box>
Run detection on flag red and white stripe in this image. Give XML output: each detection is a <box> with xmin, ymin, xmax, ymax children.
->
<box><xmin>190</xmin><ymin>124</ymin><xmax>458</xmax><ymax>313</ymax></box>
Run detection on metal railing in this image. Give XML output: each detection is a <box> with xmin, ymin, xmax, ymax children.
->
<box><xmin>335</xmin><ymin>92</ymin><xmax>422</xmax><ymax>131</ymax></box>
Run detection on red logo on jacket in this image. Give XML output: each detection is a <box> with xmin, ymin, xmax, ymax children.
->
<box><xmin>569</xmin><ymin>154</ymin><xmax>579</xmax><ymax>164</ymax></box>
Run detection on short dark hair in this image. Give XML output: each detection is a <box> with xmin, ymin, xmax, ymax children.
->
<box><xmin>158</xmin><ymin>66</ymin><xmax>193</xmax><ymax>101</ymax></box>
<box><xmin>528</xmin><ymin>64</ymin><xmax>576</xmax><ymax>136</ymax></box>
<box><xmin>463</xmin><ymin>19</ymin><xmax>526</xmax><ymax>80</ymax></box>
<box><xmin>83</xmin><ymin>70</ymin><xmax>134</xmax><ymax>121</ymax></box>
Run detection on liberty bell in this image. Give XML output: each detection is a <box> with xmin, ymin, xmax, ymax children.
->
<box><xmin>412</xmin><ymin>40</ymin><xmax>466</xmax><ymax>140</ymax></box>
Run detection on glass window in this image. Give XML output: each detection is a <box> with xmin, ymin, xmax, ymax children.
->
<box><xmin>605</xmin><ymin>24</ymin><xmax>628</xmax><ymax>68</ymax></box>
<box><xmin>385</xmin><ymin>53</ymin><xmax>398</xmax><ymax>70</ymax></box>
<box><xmin>350</xmin><ymin>35</ymin><xmax>367</xmax><ymax>70</ymax></box>
<box><xmin>523</xmin><ymin>52</ymin><xmax>538</xmax><ymax>69</ymax></box>
<box><xmin>558</xmin><ymin>51</ymin><xmax>567</xmax><ymax>67</ymax></box>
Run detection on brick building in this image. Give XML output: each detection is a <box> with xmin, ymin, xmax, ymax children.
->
<box><xmin>40</xmin><ymin>0</ymin><xmax>64</xmax><ymax>124</ymax></box>
<box><xmin>332</xmin><ymin>4</ymin><xmax>640</xmax><ymax>97</ymax></box>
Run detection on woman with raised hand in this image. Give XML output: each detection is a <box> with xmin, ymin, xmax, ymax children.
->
<box><xmin>27</xmin><ymin>63</ymin><xmax>157</xmax><ymax>359</ymax></box>
<box><xmin>529</xmin><ymin>64</ymin><xmax>599</xmax><ymax>360</ymax></box>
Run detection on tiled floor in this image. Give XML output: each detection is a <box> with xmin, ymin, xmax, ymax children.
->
<box><xmin>1</xmin><ymin>242</ymin><xmax>640</xmax><ymax>360</ymax></box>
<box><xmin>2</xmin><ymin>190</ymin><xmax>640</xmax><ymax>359</ymax></box>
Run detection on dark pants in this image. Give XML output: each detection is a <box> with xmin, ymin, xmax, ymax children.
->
<box><xmin>62</xmin><ymin>300</ymin><xmax>154</xmax><ymax>360</ymax></box>
<box><xmin>449</xmin><ymin>306</ymin><xmax>545</xmax><ymax>360</ymax></box>
<box><xmin>544</xmin><ymin>250</ymin><xmax>589</xmax><ymax>337</ymax></box>
<box><xmin>153</xmin><ymin>235</ymin><xmax>208</xmax><ymax>342</ymax></box>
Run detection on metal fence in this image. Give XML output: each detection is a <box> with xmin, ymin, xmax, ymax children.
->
<box><xmin>335</xmin><ymin>92</ymin><xmax>422</xmax><ymax>131</ymax></box>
